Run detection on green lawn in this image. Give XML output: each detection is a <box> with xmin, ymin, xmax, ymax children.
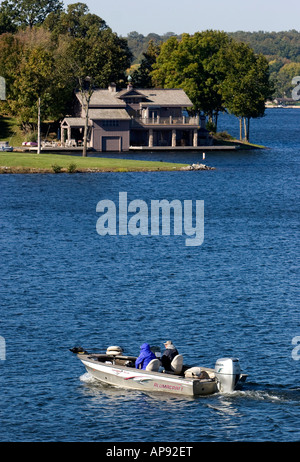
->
<box><xmin>212</xmin><ymin>135</ymin><xmax>266</xmax><ymax>149</ymax></box>
<box><xmin>0</xmin><ymin>152</ymin><xmax>188</xmax><ymax>173</ymax></box>
<box><xmin>0</xmin><ymin>116</ymin><xmax>25</xmax><ymax>146</ymax></box>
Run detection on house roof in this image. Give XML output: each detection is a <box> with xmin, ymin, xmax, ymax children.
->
<box><xmin>133</xmin><ymin>89</ymin><xmax>193</xmax><ymax>107</ymax></box>
<box><xmin>88</xmin><ymin>108</ymin><xmax>131</xmax><ymax>120</ymax></box>
<box><xmin>76</xmin><ymin>90</ymin><xmax>126</xmax><ymax>108</ymax></box>
<box><xmin>116</xmin><ymin>88</ymin><xmax>147</xmax><ymax>98</ymax></box>
<box><xmin>76</xmin><ymin>88</ymin><xmax>193</xmax><ymax>108</ymax></box>
<box><xmin>61</xmin><ymin>117</ymin><xmax>86</xmax><ymax>127</ymax></box>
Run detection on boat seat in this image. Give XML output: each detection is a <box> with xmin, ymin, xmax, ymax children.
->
<box><xmin>146</xmin><ymin>359</ymin><xmax>161</xmax><ymax>372</ymax></box>
<box><xmin>184</xmin><ymin>367</ymin><xmax>210</xmax><ymax>379</ymax></box>
<box><xmin>171</xmin><ymin>354</ymin><xmax>184</xmax><ymax>374</ymax></box>
<box><xmin>184</xmin><ymin>367</ymin><xmax>202</xmax><ymax>378</ymax></box>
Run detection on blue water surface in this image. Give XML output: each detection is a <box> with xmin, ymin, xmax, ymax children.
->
<box><xmin>0</xmin><ymin>109</ymin><xmax>299</xmax><ymax>442</ymax></box>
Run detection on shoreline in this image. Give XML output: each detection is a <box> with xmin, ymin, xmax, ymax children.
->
<box><xmin>0</xmin><ymin>167</ymin><xmax>214</xmax><ymax>174</ymax></box>
<box><xmin>0</xmin><ymin>152</ymin><xmax>216</xmax><ymax>174</ymax></box>
<box><xmin>0</xmin><ymin>137</ymin><xmax>266</xmax><ymax>174</ymax></box>
<box><xmin>0</xmin><ymin>164</ymin><xmax>215</xmax><ymax>174</ymax></box>
<box><xmin>266</xmin><ymin>105</ymin><xmax>300</xmax><ymax>109</ymax></box>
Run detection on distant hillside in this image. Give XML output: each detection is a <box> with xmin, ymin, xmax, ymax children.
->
<box><xmin>127</xmin><ymin>30</ymin><xmax>300</xmax><ymax>63</ymax></box>
<box><xmin>229</xmin><ymin>30</ymin><xmax>300</xmax><ymax>61</ymax></box>
<box><xmin>126</xmin><ymin>30</ymin><xmax>300</xmax><ymax>99</ymax></box>
<box><xmin>126</xmin><ymin>31</ymin><xmax>178</xmax><ymax>64</ymax></box>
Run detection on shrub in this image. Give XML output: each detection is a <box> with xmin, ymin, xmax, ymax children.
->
<box><xmin>67</xmin><ymin>163</ymin><xmax>77</xmax><ymax>173</ymax></box>
<box><xmin>52</xmin><ymin>164</ymin><xmax>63</xmax><ymax>173</ymax></box>
<box><xmin>214</xmin><ymin>131</ymin><xmax>235</xmax><ymax>140</ymax></box>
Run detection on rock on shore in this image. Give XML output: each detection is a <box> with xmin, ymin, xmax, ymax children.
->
<box><xmin>180</xmin><ymin>163</ymin><xmax>215</xmax><ymax>171</ymax></box>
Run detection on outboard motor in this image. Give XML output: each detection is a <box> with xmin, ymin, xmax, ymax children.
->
<box><xmin>215</xmin><ymin>358</ymin><xmax>241</xmax><ymax>393</ymax></box>
<box><xmin>69</xmin><ymin>346</ymin><xmax>87</xmax><ymax>354</ymax></box>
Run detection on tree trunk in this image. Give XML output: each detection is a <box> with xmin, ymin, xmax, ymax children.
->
<box><xmin>83</xmin><ymin>104</ymin><xmax>89</xmax><ymax>157</ymax></box>
<box><xmin>79</xmin><ymin>78</ymin><xmax>93</xmax><ymax>157</ymax></box>
<box><xmin>214</xmin><ymin>111</ymin><xmax>219</xmax><ymax>133</ymax></box>
<box><xmin>37</xmin><ymin>97</ymin><xmax>41</xmax><ymax>154</ymax></box>
<box><xmin>243</xmin><ymin>117</ymin><xmax>251</xmax><ymax>142</ymax></box>
<box><xmin>239</xmin><ymin>117</ymin><xmax>243</xmax><ymax>141</ymax></box>
<box><xmin>247</xmin><ymin>117</ymin><xmax>250</xmax><ymax>142</ymax></box>
<box><xmin>243</xmin><ymin>117</ymin><xmax>247</xmax><ymax>141</ymax></box>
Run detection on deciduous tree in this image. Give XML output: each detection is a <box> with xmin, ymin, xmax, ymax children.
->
<box><xmin>0</xmin><ymin>2</ymin><xmax>132</xmax><ymax>140</ymax></box>
<box><xmin>152</xmin><ymin>31</ymin><xmax>230</xmax><ymax>130</ymax></box>
<box><xmin>220</xmin><ymin>41</ymin><xmax>273</xmax><ymax>140</ymax></box>
<box><xmin>0</xmin><ymin>0</ymin><xmax>63</xmax><ymax>31</ymax></box>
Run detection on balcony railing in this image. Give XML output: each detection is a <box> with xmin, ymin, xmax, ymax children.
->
<box><xmin>132</xmin><ymin>115</ymin><xmax>200</xmax><ymax>127</ymax></box>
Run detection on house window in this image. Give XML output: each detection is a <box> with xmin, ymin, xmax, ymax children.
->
<box><xmin>102</xmin><ymin>120</ymin><xmax>120</xmax><ymax>127</ymax></box>
<box><xmin>125</xmin><ymin>98</ymin><xmax>140</xmax><ymax>104</ymax></box>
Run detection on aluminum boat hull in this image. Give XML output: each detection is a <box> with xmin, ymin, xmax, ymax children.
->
<box><xmin>77</xmin><ymin>354</ymin><xmax>218</xmax><ymax>396</ymax></box>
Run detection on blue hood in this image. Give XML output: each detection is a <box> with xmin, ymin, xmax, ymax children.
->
<box><xmin>140</xmin><ymin>343</ymin><xmax>152</xmax><ymax>352</ymax></box>
<box><xmin>135</xmin><ymin>343</ymin><xmax>156</xmax><ymax>370</ymax></box>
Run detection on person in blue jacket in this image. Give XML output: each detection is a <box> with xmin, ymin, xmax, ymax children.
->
<box><xmin>135</xmin><ymin>343</ymin><xmax>156</xmax><ymax>370</ymax></box>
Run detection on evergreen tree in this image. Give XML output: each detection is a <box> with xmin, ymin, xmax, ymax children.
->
<box><xmin>131</xmin><ymin>40</ymin><xmax>160</xmax><ymax>88</ymax></box>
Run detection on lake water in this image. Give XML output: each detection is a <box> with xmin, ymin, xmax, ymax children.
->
<box><xmin>0</xmin><ymin>109</ymin><xmax>299</xmax><ymax>443</ymax></box>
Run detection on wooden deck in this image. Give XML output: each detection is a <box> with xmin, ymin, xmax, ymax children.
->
<box><xmin>129</xmin><ymin>145</ymin><xmax>238</xmax><ymax>151</ymax></box>
<box><xmin>15</xmin><ymin>144</ymin><xmax>238</xmax><ymax>153</ymax></box>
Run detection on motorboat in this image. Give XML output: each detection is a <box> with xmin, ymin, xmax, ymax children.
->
<box><xmin>22</xmin><ymin>141</ymin><xmax>38</xmax><ymax>147</ymax></box>
<box><xmin>70</xmin><ymin>345</ymin><xmax>247</xmax><ymax>396</ymax></box>
<box><xmin>0</xmin><ymin>141</ymin><xmax>13</xmax><ymax>152</ymax></box>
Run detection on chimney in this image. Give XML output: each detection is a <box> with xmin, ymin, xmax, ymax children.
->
<box><xmin>108</xmin><ymin>83</ymin><xmax>116</xmax><ymax>93</ymax></box>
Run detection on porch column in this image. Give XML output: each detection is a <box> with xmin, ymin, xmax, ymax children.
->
<box><xmin>149</xmin><ymin>128</ymin><xmax>153</xmax><ymax>147</ymax></box>
<box><xmin>172</xmin><ymin>129</ymin><xmax>176</xmax><ymax>147</ymax></box>
<box><xmin>193</xmin><ymin>129</ymin><xmax>198</xmax><ymax>147</ymax></box>
<box><xmin>61</xmin><ymin>126</ymin><xmax>66</xmax><ymax>143</ymax></box>
<box><xmin>67</xmin><ymin>125</ymin><xmax>71</xmax><ymax>142</ymax></box>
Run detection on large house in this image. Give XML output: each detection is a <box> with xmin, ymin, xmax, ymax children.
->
<box><xmin>61</xmin><ymin>83</ymin><xmax>212</xmax><ymax>152</ymax></box>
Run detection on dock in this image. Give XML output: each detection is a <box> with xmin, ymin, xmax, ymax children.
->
<box><xmin>16</xmin><ymin>144</ymin><xmax>238</xmax><ymax>153</ymax></box>
<box><xmin>129</xmin><ymin>145</ymin><xmax>238</xmax><ymax>151</ymax></box>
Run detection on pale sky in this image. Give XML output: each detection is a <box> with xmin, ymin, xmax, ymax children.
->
<box><xmin>63</xmin><ymin>0</ymin><xmax>300</xmax><ymax>36</ymax></box>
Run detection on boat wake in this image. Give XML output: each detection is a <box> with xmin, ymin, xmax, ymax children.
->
<box><xmin>220</xmin><ymin>382</ymin><xmax>300</xmax><ymax>404</ymax></box>
<box><xmin>80</xmin><ymin>372</ymin><xmax>97</xmax><ymax>384</ymax></box>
